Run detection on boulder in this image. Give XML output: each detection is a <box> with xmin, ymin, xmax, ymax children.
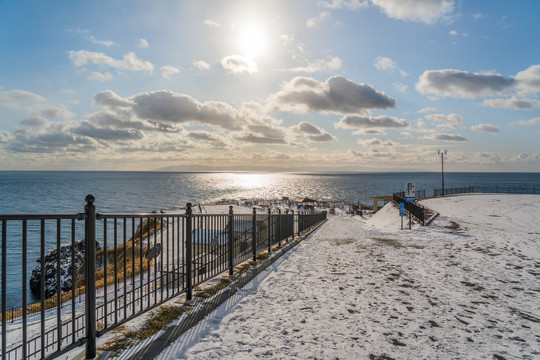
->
<box><xmin>30</xmin><ymin>240</ymin><xmax>102</xmax><ymax>299</ymax></box>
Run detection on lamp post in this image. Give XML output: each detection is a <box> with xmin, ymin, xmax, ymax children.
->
<box><xmin>437</xmin><ymin>149</ymin><xmax>447</xmax><ymax>196</ymax></box>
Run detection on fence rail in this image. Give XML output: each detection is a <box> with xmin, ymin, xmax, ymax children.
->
<box><xmin>393</xmin><ymin>185</ymin><xmax>540</xmax><ymax>226</ymax></box>
<box><xmin>0</xmin><ymin>198</ymin><xmax>326</xmax><ymax>360</ymax></box>
<box><xmin>392</xmin><ymin>193</ymin><xmax>425</xmax><ymax>225</ymax></box>
<box><xmin>434</xmin><ymin>186</ymin><xmax>538</xmax><ymax>196</ymax></box>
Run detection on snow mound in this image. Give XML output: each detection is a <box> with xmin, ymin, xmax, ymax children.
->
<box><xmin>366</xmin><ymin>201</ymin><xmax>419</xmax><ymax>230</ymax></box>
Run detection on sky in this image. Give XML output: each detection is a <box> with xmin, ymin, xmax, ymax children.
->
<box><xmin>1</xmin><ymin>0</ymin><xmax>539</xmax><ymax>172</ymax></box>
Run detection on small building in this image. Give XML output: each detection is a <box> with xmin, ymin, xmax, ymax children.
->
<box><xmin>299</xmin><ymin>197</ymin><xmax>317</xmax><ymax>210</ymax></box>
<box><xmin>371</xmin><ymin>196</ymin><xmax>394</xmax><ymax>213</ymax></box>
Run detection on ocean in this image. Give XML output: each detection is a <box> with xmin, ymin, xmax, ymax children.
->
<box><xmin>1</xmin><ymin>171</ymin><xmax>540</xmax><ymax>307</ymax></box>
<box><xmin>2</xmin><ymin>171</ymin><xmax>540</xmax><ymax>214</ymax></box>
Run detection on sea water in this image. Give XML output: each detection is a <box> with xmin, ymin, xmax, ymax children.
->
<box><xmin>1</xmin><ymin>171</ymin><xmax>540</xmax><ymax>307</ymax></box>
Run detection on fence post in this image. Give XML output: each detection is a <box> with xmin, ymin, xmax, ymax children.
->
<box><xmin>252</xmin><ymin>208</ymin><xmax>257</xmax><ymax>262</ymax></box>
<box><xmin>185</xmin><ymin>203</ymin><xmax>192</xmax><ymax>301</ymax></box>
<box><xmin>267</xmin><ymin>208</ymin><xmax>271</xmax><ymax>254</ymax></box>
<box><xmin>277</xmin><ymin>208</ymin><xmax>281</xmax><ymax>246</ymax></box>
<box><xmin>285</xmin><ymin>209</ymin><xmax>289</xmax><ymax>242</ymax></box>
<box><xmin>291</xmin><ymin>210</ymin><xmax>294</xmax><ymax>240</ymax></box>
<box><xmin>228</xmin><ymin>206</ymin><xmax>234</xmax><ymax>276</ymax></box>
<box><xmin>84</xmin><ymin>195</ymin><xmax>97</xmax><ymax>360</ymax></box>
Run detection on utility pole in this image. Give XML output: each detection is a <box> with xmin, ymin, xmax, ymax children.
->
<box><xmin>437</xmin><ymin>149</ymin><xmax>447</xmax><ymax>196</ymax></box>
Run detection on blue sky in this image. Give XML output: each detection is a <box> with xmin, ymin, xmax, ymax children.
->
<box><xmin>1</xmin><ymin>0</ymin><xmax>539</xmax><ymax>172</ymax></box>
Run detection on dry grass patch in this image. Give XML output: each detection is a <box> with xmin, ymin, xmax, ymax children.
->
<box><xmin>99</xmin><ymin>305</ymin><xmax>188</xmax><ymax>355</ymax></box>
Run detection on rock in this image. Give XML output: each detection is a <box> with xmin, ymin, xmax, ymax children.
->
<box><xmin>29</xmin><ymin>240</ymin><xmax>102</xmax><ymax>299</ymax></box>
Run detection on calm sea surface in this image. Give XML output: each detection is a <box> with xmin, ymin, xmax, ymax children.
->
<box><xmin>2</xmin><ymin>171</ymin><xmax>540</xmax><ymax>213</ymax></box>
<box><xmin>1</xmin><ymin>171</ymin><xmax>540</xmax><ymax>307</ymax></box>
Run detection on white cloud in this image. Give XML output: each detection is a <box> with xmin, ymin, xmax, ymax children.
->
<box><xmin>66</xmin><ymin>27</ymin><xmax>88</xmax><ymax>34</ymax></box>
<box><xmin>513</xmin><ymin>64</ymin><xmax>540</xmax><ymax>94</ymax></box>
<box><xmin>73</xmin><ymin>122</ymin><xmax>145</xmax><ymax>141</ymax></box>
<box><xmin>417</xmin><ymin>107</ymin><xmax>437</xmax><ymax>113</ymax></box>
<box><xmin>425</xmin><ymin>132</ymin><xmax>468</xmax><ymax>142</ymax></box>
<box><xmin>270</xmin><ymin>75</ymin><xmax>396</xmax><ymax>114</ymax></box>
<box><xmin>393</xmin><ymin>82</ymin><xmax>408</xmax><ymax>92</ymax></box>
<box><xmin>318</xmin><ymin>0</ymin><xmax>369</xmax><ymax>10</ymax></box>
<box><xmin>290</xmin><ymin>121</ymin><xmax>336</xmax><ymax>142</ymax></box>
<box><xmin>68</xmin><ymin>50</ymin><xmax>154</xmax><ymax>73</ymax></box>
<box><xmin>449</xmin><ymin>30</ymin><xmax>468</xmax><ymax>37</ymax></box>
<box><xmin>88</xmin><ymin>36</ymin><xmax>117</xmax><ymax>47</ymax></box>
<box><xmin>416</xmin><ymin>69</ymin><xmax>515</xmax><ymax>98</ymax></box>
<box><xmin>287</xmin><ymin>57</ymin><xmax>342</xmax><ymax>73</ymax></box>
<box><xmin>425</xmin><ymin>113</ymin><xmax>463</xmax><ymax>129</ymax></box>
<box><xmin>482</xmin><ymin>96</ymin><xmax>540</xmax><ymax>110</ymax></box>
<box><xmin>192</xmin><ymin>60</ymin><xmax>211</xmax><ymax>70</ymax></box>
<box><xmin>220</xmin><ymin>55</ymin><xmax>258</xmax><ymax>74</ymax></box>
<box><xmin>204</xmin><ymin>19</ymin><xmax>222</xmax><ymax>28</ymax></box>
<box><xmin>33</xmin><ymin>105</ymin><xmax>76</xmax><ymax>119</ymax></box>
<box><xmin>0</xmin><ymin>130</ymin><xmax>13</xmax><ymax>143</ymax></box>
<box><xmin>374</xmin><ymin>57</ymin><xmax>408</xmax><ymax>77</ymax></box>
<box><xmin>280</xmin><ymin>34</ymin><xmax>294</xmax><ymax>45</ymax></box>
<box><xmin>370</xmin><ymin>0</ymin><xmax>455</xmax><ymax>24</ymax></box>
<box><xmin>21</xmin><ymin>116</ymin><xmax>48</xmax><ymax>127</ymax></box>
<box><xmin>471</xmin><ymin>123</ymin><xmax>499</xmax><ymax>133</ymax></box>
<box><xmin>473</xmin><ymin>13</ymin><xmax>483</xmax><ymax>19</ymax></box>
<box><xmin>137</xmin><ymin>38</ymin><xmax>149</xmax><ymax>49</ymax></box>
<box><xmin>335</xmin><ymin>115</ymin><xmax>408</xmax><ymax>129</ymax></box>
<box><xmin>0</xmin><ymin>90</ymin><xmax>46</xmax><ymax>106</ymax></box>
<box><xmin>306</xmin><ymin>11</ymin><xmax>330</xmax><ymax>27</ymax></box>
<box><xmin>6</xmin><ymin>121</ymin><xmax>101</xmax><ymax>153</ymax></box>
<box><xmin>188</xmin><ymin>130</ymin><xmax>228</xmax><ymax>148</ymax></box>
<box><xmin>514</xmin><ymin>117</ymin><xmax>540</xmax><ymax>127</ymax></box>
<box><xmin>417</xmin><ymin>65</ymin><xmax>540</xmax><ymax>99</ymax></box>
<box><xmin>160</xmin><ymin>65</ymin><xmax>181</xmax><ymax>79</ymax></box>
<box><xmin>352</xmin><ymin>128</ymin><xmax>387</xmax><ymax>135</ymax></box>
<box><xmin>88</xmin><ymin>71</ymin><xmax>113</xmax><ymax>81</ymax></box>
<box><xmin>129</xmin><ymin>90</ymin><xmax>243</xmax><ymax>130</ymax></box>
<box><xmin>94</xmin><ymin>90</ymin><xmax>134</xmax><ymax>108</ymax></box>
<box><xmin>234</xmin><ymin>122</ymin><xmax>288</xmax><ymax>144</ymax></box>
<box><xmin>358</xmin><ymin>138</ymin><xmax>397</xmax><ymax>147</ymax></box>
<box><xmin>374</xmin><ymin>57</ymin><xmax>396</xmax><ymax>72</ymax></box>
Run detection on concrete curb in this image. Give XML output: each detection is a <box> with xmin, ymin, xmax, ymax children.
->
<box><xmin>127</xmin><ymin>226</ymin><xmax>323</xmax><ymax>360</ymax></box>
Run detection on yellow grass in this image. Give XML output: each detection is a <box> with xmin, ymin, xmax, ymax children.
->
<box><xmin>0</xmin><ymin>217</ymin><xmax>164</xmax><ymax>322</ymax></box>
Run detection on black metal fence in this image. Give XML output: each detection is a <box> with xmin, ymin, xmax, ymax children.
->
<box><xmin>392</xmin><ymin>193</ymin><xmax>425</xmax><ymax>225</ymax></box>
<box><xmin>434</xmin><ymin>186</ymin><xmax>538</xmax><ymax>197</ymax></box>
<box><xmin>298</xmin><ymin>212</ymin><xmax>328</xmax><ymax>233</ymax></box>
<box><xmin>393</xmin><ymin>185</ymin><xmax>540</xmax><ymax>226</ymax></box>
<box><xmin>0</xmin><ymin>198</ymin><xmax>326</xmax><ymax>360</ymax></box>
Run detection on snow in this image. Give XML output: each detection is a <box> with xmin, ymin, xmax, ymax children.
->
<box><xmin>154</xmin><ymin>194</ymin><xmax>540</xmax><ymax>360</ymax></box>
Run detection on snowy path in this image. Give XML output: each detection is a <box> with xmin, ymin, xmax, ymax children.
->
<box><xmin>155</xmin><ymin>195</ymin><xmax>539</xmax><ymax>359</ymax></box>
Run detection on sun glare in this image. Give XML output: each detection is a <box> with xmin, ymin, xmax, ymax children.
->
<box><xmin>237</xmin><ymin>23</ymin><xmax>266</xmax><ymax>59</ymax></box>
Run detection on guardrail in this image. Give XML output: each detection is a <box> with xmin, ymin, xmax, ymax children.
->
<box><xmin>434</xmin><ymin>186</ymin><xmax>538</xmax><ymax>196</ymax></box>
<box><xmin>0</xmin><ymin>197</ymin><xmax>326</xmax><ymax>360</ymax></box>
<box><xmin>392</xmin><ymin>193</ymin><xmax>425</xmax><ymax>225</ymax></box>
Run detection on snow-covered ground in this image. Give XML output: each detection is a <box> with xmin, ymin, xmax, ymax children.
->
<box><xmin>155</xmin><ymin>194</ymin><xmax>540</xmax><ymax>360</ymax></box>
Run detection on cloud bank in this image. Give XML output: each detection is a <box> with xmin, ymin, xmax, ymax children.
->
<box><xmin>270</xmin><ymin>75</ymin><xmax>396</xmax><ymax>114</ymax></box>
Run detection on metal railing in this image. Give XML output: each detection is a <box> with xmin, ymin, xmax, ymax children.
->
<box><xmin>392</xmin><ymin>185</ymin><xmax>540</xmax><ymax>226</ymax></box>
<box><xmin>0</xmin><ymin>197</ymin><xmax>326</xmax><ymax>359</ymax></box>
<box><xmin>392</xmin><ymin>193</ymin><xmax>425</xmax><ymax>225</ymax></box>
<box><xmin>298</xmin><ymin>212</ymin><xmax>327</xmax><ymax>233</ymax></box>
<box><xmin>434</xmin><ymin>186</ymin><xmax>538</xmax><ymax>196</ymax></box>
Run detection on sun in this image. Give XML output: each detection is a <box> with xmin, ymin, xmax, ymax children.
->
<box><xmin>237</xmin><ymin>23</ymin><xmax>266</xmax><ymax>59</ymax></box>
